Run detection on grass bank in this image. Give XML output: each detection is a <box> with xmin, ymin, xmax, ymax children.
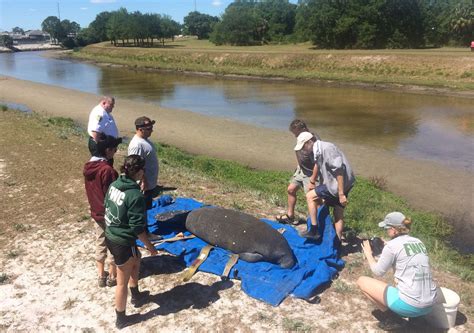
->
<box><xmin>5</xmin><ymin>104</ymin><xmax>470</xmax><ymax>281</ymax></box>
<box><xmin>72</xmin><ymin>39</ymin><xmax>474</xmax><ymax>91</ymax></box>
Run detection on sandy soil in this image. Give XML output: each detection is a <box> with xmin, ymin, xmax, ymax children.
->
<box><xmin>1</xmin><ymin>105</ymin><xmax>472</xmax><ymax>332</ymax></box>
<box><xmin>0</xmin><ymin>75</ymin><xmax>473</xmax><ymax>252</ymax></box>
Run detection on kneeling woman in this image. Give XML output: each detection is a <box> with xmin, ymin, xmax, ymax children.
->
<box><xmin>357</xmin><ymin>212</ymin><xmax>437</xmax><ymax>326</ymax></box>
<box><xmin>104</xmin><ymin>155</ymin><xmax>158</xmax><ymax>329</ymax></box>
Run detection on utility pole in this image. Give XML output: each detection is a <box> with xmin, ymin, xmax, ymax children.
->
<box><xmin>194</xmin><ymin>0</ymin><xmax>196</xmax><ymax>12</ymax></box>
<box><xmin>57</xmin><ymin>1</ymin><xmax>61</xmax><ymax>21</ymax></box>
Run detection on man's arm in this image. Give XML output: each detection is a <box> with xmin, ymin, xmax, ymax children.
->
<box><xmin>91</xmin><ymin>131</ymin><xmax>101</xmax><ymax>142</ymax></box>
<box><xmin>336</xmin><ymin>172</ymin><xmax>347</xmax><ymax>205</ymax></box>
<box><xmin>308</xmin><ymin>163</ymin><xmax>319</xmax><ymax>191</ymax></box>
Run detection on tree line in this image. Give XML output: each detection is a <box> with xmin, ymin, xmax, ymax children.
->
<box><xmin>208</xmin><ymin>0</ymin><xmax>472</xmax><ymax>48</ymax></box>
<box><xmin>37</xmin><ymin>0</ymin><xmax>472</xmax><ymax>49</ymax></box>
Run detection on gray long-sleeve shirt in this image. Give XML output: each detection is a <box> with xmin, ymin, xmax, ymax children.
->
<box><xmin>370</xmin><ymin>234</ymin><xmax>437</xmax><ymax>308</ymax></box>
<box><xmin>312</xmin><ymin>140</ymin><xmax>355</xmax><ymax>196</ymax></box>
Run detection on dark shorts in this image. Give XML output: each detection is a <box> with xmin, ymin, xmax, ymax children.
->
<box><xmin>315</xmin><ymin>185</ymin><xmax>348</xmax><ymax>207</ymax></box>
<box><xmin>315</xmin><ymin>184</ymin><xmax>352</xmax><ymax>221</ymax></box>
<box><xmin>105</xmin><ymin>238</ymin><xmax>141</xmax><ymax>266</ymax></box>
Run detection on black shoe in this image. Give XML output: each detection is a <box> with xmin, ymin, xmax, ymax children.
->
<box><xmin>299</xmin><ymin>226</ymin><xmax>321</xmax><ymax>241</ymax></box>
<box><xmin>98</xmin><ymin>271</ymin><xmax>109</xmax><ymax>288</ymax></box>
<box><xmin>115</xmin><ymin>313</ymin><xmax>140</xmax><ymax>329</ymax></box>
<box><xmin>130</xmin><ymin>290</ymin><xmax>150</xmax><ymax>308</ymax></box>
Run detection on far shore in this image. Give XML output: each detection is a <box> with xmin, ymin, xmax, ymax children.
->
<box><xmin>58</xmin><ymin>49</ymin><xmax>474</xmax><ymax>100</ymax></box>
<box><xmin>1</xmin><ymin>75</ymin><xmax>472</xmax><ymax>250</ymax></box>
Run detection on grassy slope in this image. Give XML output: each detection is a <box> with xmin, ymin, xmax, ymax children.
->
<box><xmin>73</xmin><ymin>39</ymin><xmax>474</xmax><ymax>91</ymax></box>
<box><xmin>6</xmin><ymin>103</ymin><xmax>468</xmax><ymax>280</ymax></box>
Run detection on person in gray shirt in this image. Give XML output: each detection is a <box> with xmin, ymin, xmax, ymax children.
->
<box><xmin>128</xmin><ymin>116</ymin><xmax>161</xmax><ymax>241</ymax></box>
<box><xmin>358</xmin><ymin>212</ymin><xmax>437</xmax><ymax>329</ymax></box>
<box><xmin>300</xmin><ymin>134</ymin><xmax>355</xmax><ymax>241</ymax></box>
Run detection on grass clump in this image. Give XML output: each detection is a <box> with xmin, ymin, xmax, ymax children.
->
<box><xmin>282</xmin><ymin>317</ymin><xmax>312</xmax><ymax>332</ymax></box>
<box><xmin>44</xmin><ymin>117</ymin><xmax>84</xmax><ymax>139</ymax></box>
<box><xmin>7</xmin><ymin>250</ymin><xmax>20</xmax><ymax>259</ymax></box>
<box><xmin>332</xmin><ymin>279</ymin><xmax>353</xmax><ymax>294</ymax></box>
<box><xmin>0</xmin><ymin>273</ymin><xmax>9</xmax><ymax>284</ymax></box>
<box><xmin>1</xmin><ymin>105</ymin><xmax>7</xmax><ymax>111</ymax></box>
<box><xmin>13</xmin><ymin>223</ymin><xmax>30</xmax><ymax>232</ymax></box>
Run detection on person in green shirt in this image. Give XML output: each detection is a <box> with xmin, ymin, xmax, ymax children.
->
<box><xmin>104</xmin><ymin>155</ymin><xmax>158</xmax><ymax>329</ymax></box>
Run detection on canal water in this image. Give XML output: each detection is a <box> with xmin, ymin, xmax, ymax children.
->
<box><xmin>0</xmin><ymin>51</ymin><xmax>472</xmax><ymax>172</ymax></box>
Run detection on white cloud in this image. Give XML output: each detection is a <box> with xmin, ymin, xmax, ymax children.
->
<box><xmin>90</xmin><ymin>0</ymin><xmax>117</xmax><ymax>4</ymax></box>
<box><xmin>212</xmin><ymin>0</ymin><xmax>222</xmax><ymax>6</ymax></box>
<box><xmin>80</xmin><ymin>7</ymin><xmax>88</xmax><ymax>10</ymax></box>
<box><xmin>29</xmin><ymin>8</ymin><xmax>36</xmax><ymax>12</ymax></box>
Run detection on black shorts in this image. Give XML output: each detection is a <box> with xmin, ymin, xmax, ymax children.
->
<box><xmin>105</xmin><ymin>238</ymin><xmax>141</xmax><ymax>266</ymax></box>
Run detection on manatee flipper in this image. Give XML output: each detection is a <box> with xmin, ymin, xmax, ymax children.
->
<box><xmin>238</xmin><ymin>252</ymin><xmax>264</xmax><ymax>263</ymax></box>
<box><xmin>154</xmin><ymin>210</ymin><xmax>191</xmax><ymax>222</ymax></box>
<box><xmin>151</xmin><ymin>234</ymin><xmax>196</xmax><ymax>244</ymax></box>
<box><xmin>182</xmin><ymin>245</ymin><xmax>214</xmax><ymax>282</ymax></box>
<box><xmin>221</xmin><ymin>254</ymin><xmax>239</xmax><ymax>281</ymax></box>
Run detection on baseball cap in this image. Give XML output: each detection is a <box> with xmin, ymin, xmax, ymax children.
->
<box><xmin>294</xmin><ymin>132</ymin><xmax>314</xmax><ymax>151</ymax></box>
<box><xmin>135</xmin><ymin>116</ymin><xmax>156</xmax><ymax>128</ymax></box>
<box><xmin>378</xmin><ymin>212</ymin><xmax>406</xmax><ymax>228</ymax></box>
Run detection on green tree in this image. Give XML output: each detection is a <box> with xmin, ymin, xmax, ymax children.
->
<box><xmin>448</xmin><ymin>0</ymin><xmax>473</xmax><ymax>45</ymax></box>
<box><xmin>61</xmin><ymin>20</ymin><xmax>80</xmax><ymax>36</ymax></box>
<box><xmin>41</xmin><ymin>16</ymin><xmax>63</xmax><ymax>44</ymax></box>
<box><xmin>12</xmin><ymin>27</ymin><xmax>24</xmax><ymax>35</ymax></box>
<box><xmin>0</xmin><ymin>35</ymin><xmax>13</xmax><ymax>47</ymax></box>
<box><xmin>106</xmin><ymin>8</ymin><xmax>128</xmax><ymax>46</ymax></box>
<box><xmin>210</xmin><ymin>2</ymin><xmax>260</xmax><ymax>45</ymax></box>
<box><xmin>159</xmin><ymin>15</ymin><xmax>181</xmax><ymax>44</ymax></box>
<box><xmin>255</xmin><ymin>0</ymin><xmax>297</xmax><ymax>42</ymax></box>
<box><xmin>184</xmin><ymin>11</ymin><xmax>219</xmax><ymax>39</ymax></box>
<box><xmin>89</xmin><ymin>11</ymin><xmax>112</xmax><ymax>42</ymax></box>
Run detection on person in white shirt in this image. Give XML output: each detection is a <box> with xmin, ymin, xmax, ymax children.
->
<box><xmin>87</xmin><ymin>96</ymin><xmax>119</xmax><ymax>157</ymax></box>
<box><xmin>358</xmin><ymin>212</ymin><xmax>437</xmax><ymax>330</ymax></box>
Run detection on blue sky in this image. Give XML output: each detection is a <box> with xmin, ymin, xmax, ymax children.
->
<box><xmin>1</xmin><ymin>0</ymin><xmax>299</xmax><ymax>32</ymax></box>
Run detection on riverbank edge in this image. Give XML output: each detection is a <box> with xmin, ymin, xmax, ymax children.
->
<box><xmin>0</xmin><ymin>45</ymin><xmax>62</xmax><ymax>53</ymax></box>
<box><xmin>1</xmin><ymin>74</ymin><xmax>473</xmax><ymax>253</ymax></box>
<box><xmin>2</xmin><ymin>103</ymin><xmax>471</xmax><ymax>281</ymax></box>
<box><xmin>64</xmin><ymin>48</ymin><xmax>474</xmax><ymax>99</ymax></box>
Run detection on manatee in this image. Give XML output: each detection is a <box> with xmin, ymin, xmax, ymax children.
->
<box><xmin>185</xmin><ymin>207</ymin><xmax>296</xmax><ymax>269</ymax></box>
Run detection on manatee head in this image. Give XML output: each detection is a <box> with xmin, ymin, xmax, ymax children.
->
<box><xmin>278</xmin><ymin>252</ymin><xmax>296</xmax><ymax>269</ymax></box>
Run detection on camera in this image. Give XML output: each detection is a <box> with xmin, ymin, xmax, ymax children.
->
<box><xmin>369</xmin><ymin>237</ymin><xmax>384</xmax><ymax>256</ymax></box>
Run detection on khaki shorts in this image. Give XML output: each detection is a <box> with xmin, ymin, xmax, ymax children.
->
<box><xmin>290</xmin><ymin>166</ymin><xmax>312</xmax><ymax>193</ymax></box>
<box><xmin>94</xmin><ymin>220</ymin><xmax>113</xmax><ymax>264</ymax></box>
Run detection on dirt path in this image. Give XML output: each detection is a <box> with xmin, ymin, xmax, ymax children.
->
<box><xmin>1</xmin><ymin>75</ymin><xmax>473</xmax><ymax>252</ymax></box>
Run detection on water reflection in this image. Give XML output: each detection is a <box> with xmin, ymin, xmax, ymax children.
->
<box><xmin>0</xmin><ymin>51</ymin><xmax>472</xmax><ymax>171</ymax></box>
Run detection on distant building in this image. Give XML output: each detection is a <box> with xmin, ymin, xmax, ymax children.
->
<box><xmin>9</xmin><ymin>30</ymin><xmax>51</xmax><ymax>44</ymax></box>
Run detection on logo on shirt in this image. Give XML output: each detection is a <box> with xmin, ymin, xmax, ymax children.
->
<box><xmin>105</xmin><ymin>186</ymin><xmax>125</xmax><ymax>226</ymax></box>
<box><xmin>403</xmin><ymin>242</ymin><xmax>427</xmax><ymax>256</ymax></box>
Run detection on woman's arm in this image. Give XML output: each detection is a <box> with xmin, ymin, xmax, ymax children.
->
<box><xmin>362</xmin><ymin>240</ymin><xmax>394</xmax><ymax>277</ymax></box>
<box><xmin>137</xmin><ymin>232</ymin><xmax>158</xmax><ymax>256</ymax></box>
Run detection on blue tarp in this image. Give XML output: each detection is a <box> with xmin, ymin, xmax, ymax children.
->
<box><xmin>142</xmin><ymin>196</ymin><xmax>344</xmax><ymax>306</ymax></box>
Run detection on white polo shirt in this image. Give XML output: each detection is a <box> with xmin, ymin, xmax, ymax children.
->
<box><xmin>87</xmin><ymin>104</ymin><xmax>119</xmax><ymax>138</ymax></box>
